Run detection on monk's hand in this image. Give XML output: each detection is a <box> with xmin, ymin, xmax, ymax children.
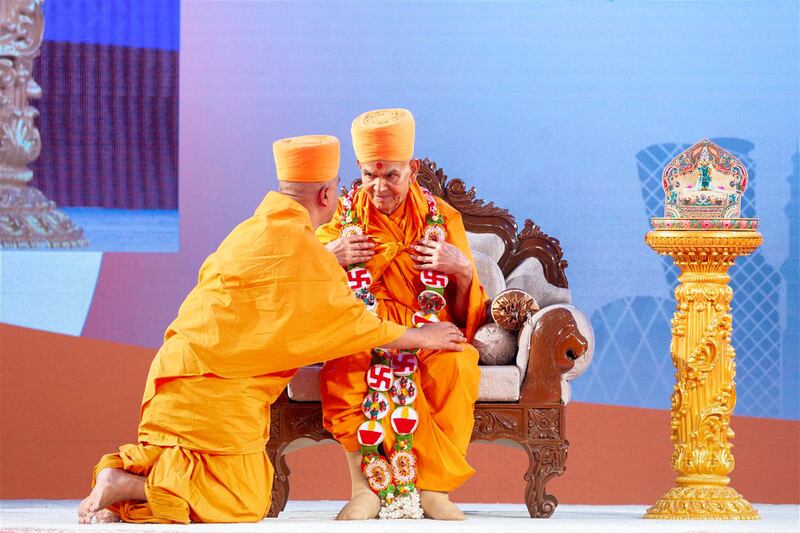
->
<box><xmin>416</xmin><ymin>322</ymin><xmax>467</xmax><ymax>352</ymax></box>
<box><xmin>325</xmin><ymin>235</ymin><xmax>375</xmax><ymax>267</ymax></box>
<box><xmin>410</xmin><ymin>239</ymin><xmax>471</xmax><ymax>281</ymax></box>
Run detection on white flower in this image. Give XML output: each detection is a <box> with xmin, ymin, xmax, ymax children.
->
<box><xmin>378</xmin><ymin>491</ymin><xmax>423</xmax><ymax>519</ymax></box>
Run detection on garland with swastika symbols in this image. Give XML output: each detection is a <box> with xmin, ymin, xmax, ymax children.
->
<box><xmin>338</xmin><ymin>183</ymin><xmax>448</xmax><ymax>519</ymax></box>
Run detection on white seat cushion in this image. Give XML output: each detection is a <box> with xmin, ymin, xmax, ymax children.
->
<box><xmin>476</xmin><ymin>364</ymin><xmax>521</xmax><ymax>402</ymax></box>
<box><xmin>287</xmin><ymin>363</ymin><xmax>521</xmax><ymax>403</ymax></box>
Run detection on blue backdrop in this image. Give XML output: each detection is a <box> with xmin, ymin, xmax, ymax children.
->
<box><xmin>220</xmin><ymin>1</ymin><xmax>797</xmax><ymax>418</ymax></box>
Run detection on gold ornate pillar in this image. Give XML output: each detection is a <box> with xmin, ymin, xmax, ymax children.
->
<box><xmin>0</xmin><ymin>0</ymin><xmax>86</xmax><ymax>248</ymax></box>
<box><xmin>643</xmin><ymin>230</ymin><xmax>761</xmax><ymax>519</ymax></box>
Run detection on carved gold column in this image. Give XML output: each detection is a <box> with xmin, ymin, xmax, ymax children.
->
<box><xmin>0</xmin><ymin>0</ymin><xmax>86</xmax><ymax>248</ymax></box>
<box><xmin>644</xmin><ymin>230</ymin><xmax>761</xmax><ymax>520</ymax></box>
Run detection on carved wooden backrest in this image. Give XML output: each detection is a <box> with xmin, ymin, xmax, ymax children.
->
<box><xmin>417</xmin><ymin>159</ymin><xmax>569</xmax><ymax>288</ymax></box>
<box><xmin>348</xmin><ymin>158</ymin><xmax>568</xmax><ymax>287</ymax></box>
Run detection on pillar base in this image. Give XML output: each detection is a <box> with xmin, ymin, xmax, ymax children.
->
<box><xmin>0</xmin><ymin>181</ymin><xmax>88</xmax><ymax>248</ymax></box>
<box><xmin>644</xmin><ymin>484</ymin><xmax>759</xmax><ymax>520</ymax></box>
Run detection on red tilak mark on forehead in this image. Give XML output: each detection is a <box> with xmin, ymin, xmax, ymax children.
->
<box><xmin>376</xmin><ymin>162</ymin><xmax>383</xmax><ymax>169</ymax></box>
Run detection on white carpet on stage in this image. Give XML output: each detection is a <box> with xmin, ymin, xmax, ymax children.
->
<box><xmin>1</xmin><ymin>501</ymin><xmax>798</xmax><ymax>533</ymax></box>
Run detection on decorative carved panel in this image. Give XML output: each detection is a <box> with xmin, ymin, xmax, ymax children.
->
<box><xmin>528</xmin><ymin>408</ymin><xmax>560</xmax><ymax>440</ymax></box>
<box><xmin>472</xmin><ymin>409</ymin><xmax>522</xmax><ymax>440</ymax></box>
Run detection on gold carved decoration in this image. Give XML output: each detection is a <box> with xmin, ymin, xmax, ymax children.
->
<box><xmin>644</xmin><ymin>230</ymin><xmax>761</xmax><ymax>520</ymax></box>
<box><xmin>0</xmin><ymin>0</ymin><xmax>87</xmax><ymax>248</ymax></box>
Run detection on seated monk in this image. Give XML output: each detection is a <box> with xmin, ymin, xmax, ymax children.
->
<box><xmin>317</xmin><ymin>109</ymin><xmax>488</xmax><ymax>520</ymax></box>
<box><xmin>77</xmin><ymin>135</ymin><xmax>467</xmax><ymax>524</ymax></box>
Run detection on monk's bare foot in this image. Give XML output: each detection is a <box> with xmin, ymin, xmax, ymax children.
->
<box><xmin>337</xmin><ymin>449</ymin><xmax>381</xmax><ymax>520</ymax></box>
<box><xmin>420</xmin><ymin>490</ymin><xmax>465</xmax><ymax>520</ymax></box>
<box><xmin>77</xmin><ymin>467</ymin><xmax>145</xmax><ymax>524</ymax></box>
<box><xmin>335</xmin><ymin>489</ymin><xmax>381</xmax><ymax>520</ymax></box>
<box><xmin>94</xmin><ymin>509</ymin><xmax>121</xmax><ymax>523</ymax></box>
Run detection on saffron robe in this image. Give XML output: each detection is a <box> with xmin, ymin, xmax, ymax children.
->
<box><xmin>92</xmin><ymin>191</ymin><xmax>405</xmax><ymax>523</ymax></box>
<box><xmin>316</xmin><ymin>181</ymin><xmax>488</xmax><ymax>492</ymax></box>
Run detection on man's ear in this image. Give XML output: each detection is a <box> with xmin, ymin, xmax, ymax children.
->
<box><xmin>318</xmin><ymin>183</ymin><xmax>333</xmax><ymax>207</ymax></box>
<box><xmin>409</xmin><ymin>159</ymin><xmax>420</xmax><ymax>181</ymax></box>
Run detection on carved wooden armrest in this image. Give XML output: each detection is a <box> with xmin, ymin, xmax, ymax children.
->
<box><xmin>519</xmin><ymin>308</ymin><xmax>589</xmax><ymax>403</ymax></box>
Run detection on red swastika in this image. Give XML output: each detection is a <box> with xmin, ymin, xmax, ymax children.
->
<box><xmin>366</xmin><ymin>365</ymin><xmax>393</xmax><ymax>391</ymax></box>
<box><xmin>391</xmin><ymin>353</ymin><xmax>418</xmax><ymax>375</ymax></box>
<box><xmin>347</xmin><ymin>268</ymin><xmax>372</xmax><ymax>290</ymax></box>
<box><xmin>420</xmin><ymin>270</ymin><xmax>448</xmax><ymax>288</ymax></box>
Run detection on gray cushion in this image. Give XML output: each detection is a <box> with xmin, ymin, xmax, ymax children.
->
<box><xmin>287</xmin><ymin>364</ymin><xmax>520</xmax><ymax>403</ymax></box>
<box><xmin>473</xmin><ymin>323</ymin><xmax>517</xmax><ymax>365</ymax></box>
<box><xmin>472</xmin><ymin>250</ymin><xmax>506</xmax><ymax>300</ymax></box>
<box><xmin>477</xmin><ymin>365</ymin><xmax>521</xmax><ymax>402</ymax></box>
<box><xmin>466</xmin><ymin>232</ymin><xmax>506</xmax><ymax>263</ymax></box>
<box><xmin>505</xmin><ymin>258</ymin><xmax>571</xmax><ymax>308</ymax></box>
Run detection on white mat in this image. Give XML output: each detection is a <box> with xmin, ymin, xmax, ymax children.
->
<box><xmin>1</xmin><ymin>500</ymin><xmax>797</xmax><ymax>533</ymax></box>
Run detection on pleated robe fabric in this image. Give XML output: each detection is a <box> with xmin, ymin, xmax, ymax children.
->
<box><xmin>315</xmin><ymin>181</ymin><xmax>488</xmax><ymax>492</ymax></box>
<box><xmin>92</xmin><ymin>191</ymin><xmax>406</xmax><ymax>523</ymax></box>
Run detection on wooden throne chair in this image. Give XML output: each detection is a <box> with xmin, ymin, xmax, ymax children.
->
<box><xmin>266</xmin><ymin>159</ymin><xmax>595</xmax><ymax>518</ymax></box>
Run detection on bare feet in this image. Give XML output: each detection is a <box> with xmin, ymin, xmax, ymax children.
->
<box><xmin>77</xmin><ymin>467</ymin><xmax>146</xmax><ymax>524</ymax></box>
<box><xmin>420</xmin><ymin>490</ymin><xmax>465</xmax><ymax>520</ymax></box>
<box><xmin>94</xmin><ymin>509</ymin><xmax>121</xmax><ymax>523</ymax></box>
<box><xmin>335</xmin><ymin>488</ymin><xmax>381</xmax><ymax>520</ymax></box>
<box><xmin>335</xmin><ymin>449</ymin><xmax>380</xmax><ymax>520</ymax></box>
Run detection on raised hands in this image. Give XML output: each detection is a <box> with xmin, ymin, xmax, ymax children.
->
<box><xmin>409</xmin><ymin>238</ymin><xmax>470</xmax><ymax>280</ymax></box>
<box><xmin>325</xmin><ymin>234</ymin><xmax>375</xmax><ymax>267</ymax></box>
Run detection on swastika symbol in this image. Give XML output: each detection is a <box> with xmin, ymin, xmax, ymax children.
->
<box><xmin>347</xmin><ymin>268</ymin><xmax>372</xmax><ymax>291</ymax></box>
<box><xmin>366</xmin><ymin>365</ymin><xmax>393</xmax><ymax>391</ymax></box>
<box><xmin>420</xmin><ymin>270</ymin><xmax>448</xmax><ymax>288</ymax></box>
<box><xmin>391</xmin><ymin>353</ymin><xmax>418</xmax><ymax>375</ymax></box>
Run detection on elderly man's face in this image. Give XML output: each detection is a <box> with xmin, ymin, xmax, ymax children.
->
<box><xmin>359</xmin><ymin>160</ymin><xmax>417</xmax><ymax>215</ymax></box>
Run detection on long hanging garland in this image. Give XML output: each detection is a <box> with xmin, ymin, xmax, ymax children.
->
<box><xmin>339</xmin><ymin>183</ymin><xmax>448</xmax><ymax>519</ymax></box>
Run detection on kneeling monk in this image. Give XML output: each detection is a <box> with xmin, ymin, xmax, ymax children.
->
<box><xmin>77</xmin><ymin>134</ymin><xmax>467</xmax><ymax>524</ymax></box>
<box><xmin>317</xmin><ymin>109</ymin><xmax>488</xmax><ymax>520</ymax></box>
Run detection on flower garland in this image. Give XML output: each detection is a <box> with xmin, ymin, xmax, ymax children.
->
<box><xmin>340</xmin><ymin>183</ymin><xmax>449</xmax><ymax>519</ymax></box>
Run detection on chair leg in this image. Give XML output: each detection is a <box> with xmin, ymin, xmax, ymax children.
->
<box><xmin>267</xmin><ymin>442</ymin><xmax>291</xmax><ymax>518</ymax></box>
<box><xmin>522</xmin><ymin>440</ymin><xmax>569</xmax><ymax>518</ymax></box>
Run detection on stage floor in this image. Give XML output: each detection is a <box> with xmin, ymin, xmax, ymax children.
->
<box><xmin>1</xmin><ymin>501</ymin><xmax>797</xmax><ymax>533</ymax></box>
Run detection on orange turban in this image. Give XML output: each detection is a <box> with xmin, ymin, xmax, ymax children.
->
<box><xmin>272</xmin><ymin>135</ymin><xmax>340</xmax><ymax>183</ymax></box>
<box><xmin>351</xmin><ymin>108</ymin><xmax>415</xmax><ymax>162</ymax></box>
